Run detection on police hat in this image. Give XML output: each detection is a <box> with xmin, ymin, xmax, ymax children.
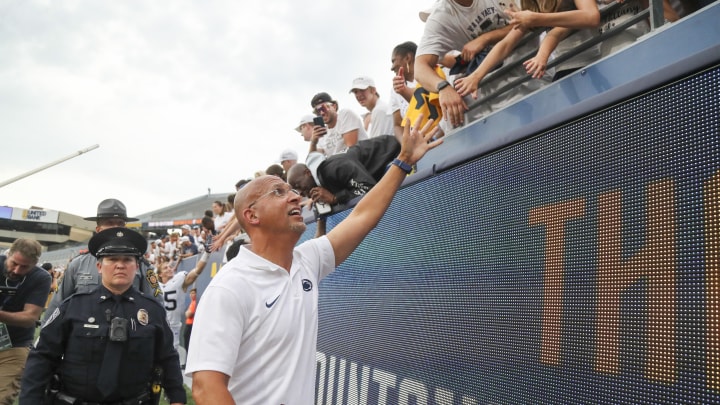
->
<box><xmin>88</xmin><ymin>227</ymin><xmax>148</xmax><ymax>258</ymax></box>
<box><xmin>84</xmin><ymin>199</ymin><xmax>139</xmax><ymax>222</ymax></box>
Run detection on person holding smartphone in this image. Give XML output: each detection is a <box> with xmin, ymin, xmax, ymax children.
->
<box><xmin>309</xmin><ymin>92</ymin><xmax>368</xmax><ymax>157</ymax></box>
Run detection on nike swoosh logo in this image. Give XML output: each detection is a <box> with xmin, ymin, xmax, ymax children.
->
<box><xmin>265</xmin><ymin>295</ymin><xmax>280</xmax><ymax>308</ymax></box>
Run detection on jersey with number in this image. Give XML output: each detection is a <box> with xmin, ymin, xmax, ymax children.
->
<box><xmin>159</xmin><ymin>271</ymin><xmax>188</xmax><ymax>327</ymax></box>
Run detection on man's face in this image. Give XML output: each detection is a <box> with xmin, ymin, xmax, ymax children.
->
<box><xmin>97</xmin><ymin>255</ymin><xmax>138</xmax><ymax>293</ymax></box>
<box><xmin>160</xmin><ymin>263</ymin><xmax>174</xmax><ymax>282</ymax></box>
<box><xmin>247</xmin><ymin>177</ymin><xmax>306</xmax><ymax>235</ymax></box>
<box><xmin>313</xmin><ymin>102</ymin><xmax>337</xmax><ymax>126</ymax></box>
<box><xmin>4</xmin><ymin>252</ymin><xmax>37</xmax><ymax>281</ymax></box>
<box><xmin>281</xmin><ymin>159</ymin><xmax>295</xmax><ymax>173</ymax></box>
<box><xmin>189</xmin><ymin>290</ymin><xmax>197</xmax><ymax>299</ymax></box>
<box><xmin>287</xmin><ymin>169</ymin><xmax>317</xmax><ymax>199</ymax></box>
<box><xmin>300</xmin><ymin>122</ymin><xmax>314</xmax><ymax>142</ymax></box>
<box><xmin>96</xmin><ymin>218</ymin><xmax>126</xmax><ymax>232</ymax></box>
<box><xmin>352</xmin><ymin>88</ymin><xmax>374</xmax><ymax>109</ymax></box>
<box><xmin>212</xmin><ymin>203</ymin><xmax>223</xmax><ymax>215</ymax></box>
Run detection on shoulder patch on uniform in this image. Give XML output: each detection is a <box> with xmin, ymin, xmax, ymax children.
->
<box><xmin>42</xmin><ymin>308</ymin><xmax>61</xmax><ymax>329</ymax></box>
<box><xmin>144</xmin><ymin>268</ymin><xmax>162</xmax><ymax>297</ymax></box>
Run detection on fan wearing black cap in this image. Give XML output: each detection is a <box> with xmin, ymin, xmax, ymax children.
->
<box><xmin>43</xmin><ymin>199</ymin><xmax>162</xmax><ymax>323</ymax></box>
<box><xmin>20</xmin><ymin>228</ymin><xmax>186</xmax><ymax>405</ymax></box>
<box><xmin>309</xmin><ymin>91</ymin><xmax>369</xmax><ymax>157</ymax></box>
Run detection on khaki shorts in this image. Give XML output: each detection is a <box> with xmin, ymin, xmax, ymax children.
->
<box><xmin>0</xmin><ymin>347</ymin><xmax>31</xmax><ymax>405</ymax></box>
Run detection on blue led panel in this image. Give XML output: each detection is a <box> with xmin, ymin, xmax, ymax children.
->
<box><xmin>308</xmin><ymin>65</ymin><xmax>720</xmax><ymax>404</ymax></box>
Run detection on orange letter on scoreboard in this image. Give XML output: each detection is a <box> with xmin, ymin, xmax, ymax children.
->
<box><xmin>596</xmin><ymin>180</ymin><xmax>677</xmax><ymax>382</ymax></box>
<box><xmin>704</xmin><ymin>170</ymin><xmax>720</xmax><ymax>391</ymax></box>
<box><xmin>530</xmin><ymin>198</ymin><xmax>586</xmax><ymax>365</ymax></box>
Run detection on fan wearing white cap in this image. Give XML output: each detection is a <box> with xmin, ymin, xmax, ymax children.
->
<box><xmin>180</xmin><ymin>224</ymin><xmax>196</xmax><ymax>245</ymax></box>
<box><xmin>278</xmin><ymin>149</ymin><xmax>298</xmax><ymax>173</ymax></box>
<box><xmin>177</xmin><ymin>236</ymin><xmax>198</xmax><ymax>260</ymax></box>
<box><xmin>294</xmin><ymin>114</ymin><xmax>315</xmax><ymax>143</ymax></box>
<box><xmin>349</xmin><ymin>76</ymin><xmax>396</xmax><ymax>140</ymax></box>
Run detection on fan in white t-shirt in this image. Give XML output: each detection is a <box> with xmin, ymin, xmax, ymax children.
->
<box><xmin>158</xmin><ymin>251</ymin><xmax>210</xmax><ymax>349</ymax></box>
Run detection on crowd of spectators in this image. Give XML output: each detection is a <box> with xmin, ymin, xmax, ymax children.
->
<box><xmin>34</xmin><ymin>0</ymin><xmax>706</xmax><ymax>315</ymax></box>
<box><xmin>216</xmin><ymin>0</ymin><xmax>700</xmax><ymax>216</ymax></box>
<box><xmin>6</xmin><ymin>2</ymin><xmax>711</xmax><ymax>403</ymax></box>
<box><xmin>224</xmin><ymin>0</ymin><xmax>702</xmax><ymax>214</ymax></box>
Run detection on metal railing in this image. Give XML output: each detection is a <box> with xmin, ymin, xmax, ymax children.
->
<box><xmin>463</xmin><ymin>0</ymin><xmax>666</xmax><ymax>122</ymax></box>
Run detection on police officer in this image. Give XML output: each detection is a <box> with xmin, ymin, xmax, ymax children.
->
<box><xmin>19</xmin><ymin>228</ymin><xmax>186</xmax><ymax>405</ymax></box>
<box><xmin>43</xmin><ymin>199</ymin><xmax>162</xmax><ymax>323</ymax></box>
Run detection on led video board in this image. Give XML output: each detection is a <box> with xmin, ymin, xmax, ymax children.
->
<box><xmin>308</xmin><ymin>65</ymin><xmax>720</xmax><ymax>404</ymax></box>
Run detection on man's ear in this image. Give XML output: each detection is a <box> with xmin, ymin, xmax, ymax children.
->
<box><xmin>243</xmin><ymin>208</ymin><xmax>259</xmax><ymax>225</ymax></box>
<box><xmin>96</xmin><ymin>259</ymin><xmax>102</xmax><ymax>273</ymax></box>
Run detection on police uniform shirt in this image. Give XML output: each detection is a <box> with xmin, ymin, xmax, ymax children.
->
<box><xmin>20</xmin><ymin>284</ymin><xmax>186</xmax><ymax>404</ymax></box>
<box><xmin>43</xmin><ymin>253</ymin><xmax>162</xmax><ymax>322</ymax></box>
<box><xmin>0</xmin><ymin>256</ymin><xmax>52</xmax><ymax>347</ymax></box>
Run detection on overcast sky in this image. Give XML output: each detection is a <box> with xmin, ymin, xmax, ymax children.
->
<box><xmin>0</xmin><ymin>0</ymin><xmax>427</xmax><ymax>218</ymax></box>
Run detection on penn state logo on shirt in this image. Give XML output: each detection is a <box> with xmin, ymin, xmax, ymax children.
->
<box><xmin>302</xmin><ymin>279</ymin><xmax>313</xmax><ymax>292</ymax></box>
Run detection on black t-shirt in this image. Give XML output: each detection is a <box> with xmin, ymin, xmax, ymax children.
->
<box><xmin>0</xmin><ymin>256</ymin><xmax>52</xmax><ymax>346</ymax></box>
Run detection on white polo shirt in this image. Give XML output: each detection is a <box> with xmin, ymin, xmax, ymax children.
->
<box><xmin>185</xmin><ymin>236</ymin><xmax>335</xmax><ymax>404</ymax></box>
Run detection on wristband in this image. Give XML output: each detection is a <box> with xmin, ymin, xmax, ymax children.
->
<box><xmin>436</xmin><ymin>80</ymin><xmax>451</xmax><ymax>92</ymax></box>
<box><xmin>391</xmin><ymin>158</ymin><xmax>413</xmax><ymax>174</ymax></box>
<box><xmin>200</xmin><ymin>251</ymin><xmax>210</xmax><ymax>262</ymax></box>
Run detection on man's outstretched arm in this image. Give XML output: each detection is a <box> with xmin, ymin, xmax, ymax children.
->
<box><xmin>182</xmin><ymin>251</ymin><xmax>210</xmax><ymax>291</ymax></box>
<box><xmin>327</xmin><ymin>115</ymin><xmax>442</xmax><ymax>266</ymax></box>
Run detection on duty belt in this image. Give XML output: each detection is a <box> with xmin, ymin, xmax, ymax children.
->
<box><xmin>55</xmin><ymin>391</ymin><xmax>151</xmax><ymax>405</ymax></box>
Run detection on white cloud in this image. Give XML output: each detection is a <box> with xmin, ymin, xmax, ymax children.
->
<box><xmin>0</xmin><ymin>0</ymin><xmax>426</xmax><ymax>217</ymax></box>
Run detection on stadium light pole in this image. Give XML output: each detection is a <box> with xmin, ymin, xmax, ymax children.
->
<box><xmin>0</xmin><ymin>144</ymin><xmax>100</xmax><ymax>188</ymax></box>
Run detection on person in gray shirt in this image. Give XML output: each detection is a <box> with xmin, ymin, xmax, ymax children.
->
<box><xmin>43</xmin><ymin>199</ymin><xmax>162</xmax><ymax>322</ymax></box>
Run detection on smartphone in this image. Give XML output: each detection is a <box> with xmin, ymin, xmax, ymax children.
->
<box><xmin>313</xmin><ymin>116</ymin><xmax>325</xmax><ymax>127</ymax></box>
<box><xmin>313</xmin><ymin>201</ymin><xmax>332</xmax><ymax>216</ymax></box>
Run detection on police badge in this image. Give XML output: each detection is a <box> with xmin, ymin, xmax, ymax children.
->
<box><xmin>137</xmin><ymin>309</ymin><xmax>149</xmax><ymax>326</ymax></box>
